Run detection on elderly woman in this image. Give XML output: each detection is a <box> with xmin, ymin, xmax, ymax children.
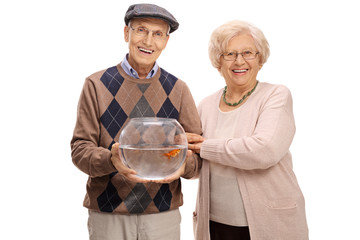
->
<box><xmin>188</xmin><ymin>20</ymin><xmax>309</xmax><ymax>240</ymax></box>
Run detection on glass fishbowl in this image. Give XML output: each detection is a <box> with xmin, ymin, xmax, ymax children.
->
<box><xmin>119</xmin><ymin>117</ymin><xmax>188</xmax><ymax>180</ymax></box>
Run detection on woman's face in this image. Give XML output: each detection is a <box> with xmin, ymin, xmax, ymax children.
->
<box><xmin>219</xmin><ymin>34</ymin><xmax>262</xmax><ymax>89</ymax></box>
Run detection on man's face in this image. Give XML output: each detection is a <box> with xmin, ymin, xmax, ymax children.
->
<box><xmin>124</xmin><ymin>18</ymin><xmax>169</xmax><ymax>74</ymax></box>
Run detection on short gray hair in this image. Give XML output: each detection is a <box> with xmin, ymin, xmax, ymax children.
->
<box><xmin>208</xmin><ymin>20</ymin><xmax>270</xmax><ymax>69</ymax></box>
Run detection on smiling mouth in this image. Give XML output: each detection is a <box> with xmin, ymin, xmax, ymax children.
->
<box><xmin>233</xmin><ymin>69</ymin><xmax>248</xmax><ymax>73</ymax></box>
<box><xmin>138</xmin><ymin>47</ymin><xmax>154</xmax><ymax>54</ymax></box>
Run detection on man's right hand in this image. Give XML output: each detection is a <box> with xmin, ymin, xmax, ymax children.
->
<box><xmin>111</xmin><ymin>143</ymin><xmax>150</xmax><ymax>183</ymax></box>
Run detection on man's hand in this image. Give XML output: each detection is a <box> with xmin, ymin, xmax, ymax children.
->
<box><xmin>111</xmin><ymin>143</ymin><xmax>150</xmax><ymax>183</ymax></box>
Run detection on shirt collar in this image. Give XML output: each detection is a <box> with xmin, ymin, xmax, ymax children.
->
<box><xmin>121</xmin><ymin>54</ymin><xmax>159</xmax><ymax>79</ymax></box>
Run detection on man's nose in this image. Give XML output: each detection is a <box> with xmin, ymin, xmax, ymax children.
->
<box><xmin>143</xmin><ymin>32</ymin><xmax>154</xmax><ymax>45</ymax></box>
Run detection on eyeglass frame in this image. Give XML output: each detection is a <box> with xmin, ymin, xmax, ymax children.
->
<box><xmin>220</xmin><ymin>50</ymin><xmax>260</xmax><ymax>61</ymax></box>
<box><xmin>129</xmin><ymin>25</ymin><xmax>169</xmax><ymax>41</ymax></box>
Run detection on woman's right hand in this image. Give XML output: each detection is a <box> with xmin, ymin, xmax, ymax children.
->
<box><xmin>186</xmin><ymin>133</ymin><xmax>204</xmax><ymax>154</ymax></box>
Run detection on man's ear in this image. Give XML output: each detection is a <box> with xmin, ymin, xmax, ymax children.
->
<box><xmin>124</xmin><ymin>26</ymin><xmax>129</xmax><ymax>42</ymax></box>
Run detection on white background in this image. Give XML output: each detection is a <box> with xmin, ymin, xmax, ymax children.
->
<box><xmin>1</xmin><ymin>0</ymin><xmax>359</xmax><ymax>239</ymax></box>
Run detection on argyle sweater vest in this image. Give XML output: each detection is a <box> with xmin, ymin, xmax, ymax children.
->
<box><xmin>71</xmin><ymin>64</ymin><xmax>202</xmax><ymax>214</ymax></box>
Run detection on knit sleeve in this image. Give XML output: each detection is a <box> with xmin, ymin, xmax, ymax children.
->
<box><xmin>200</xmin><ymin>85</ymin><xmax>295</xmax><ymax>170</ymax></box>
<box><xmin>70</xmin><ymin>78</ymin><xmax>117</xmax><ymax>177</ymax></box>
<box><xmin>176</xmin><ymin>80</ymin><xmax>203</xmax><ymax>179</ymax></box>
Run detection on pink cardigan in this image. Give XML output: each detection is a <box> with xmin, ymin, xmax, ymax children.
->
<box><xmin>193</xmin><ymin>82</ymin><xmax>308</xmax><ymax>240</ymax></box>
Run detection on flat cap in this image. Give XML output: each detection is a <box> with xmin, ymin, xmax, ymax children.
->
<box><xmin>124</xmin><ymin>3</ymin><xmax>179</xmax><ymax>33</ymax></box>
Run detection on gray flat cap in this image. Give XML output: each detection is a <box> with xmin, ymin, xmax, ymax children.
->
<box><xmin>124</xmin><ymin>3</ymin><xmax>179</xmax><ymax>33</ymax></box>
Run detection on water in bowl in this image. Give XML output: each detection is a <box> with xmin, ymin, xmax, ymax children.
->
<box><xmin>120</xmin><ymin>144</ymin><xmax>187</xmax><ymax>180</ymax></box>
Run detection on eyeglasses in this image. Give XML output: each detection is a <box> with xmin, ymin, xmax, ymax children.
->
<box><xmin>221</xmin><ymin>50</ymin><xmax>259</xmax><ymax>61</ymax></box>
<box><xmin>129</xmin><ymin>26</ymin><xmax>168</xmax><ymax>41</ymax></box>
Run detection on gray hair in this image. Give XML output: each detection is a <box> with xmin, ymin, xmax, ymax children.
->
<box><xmin>208</xmin><ymin>20</ymin><xmax>270</xmax><ymax>70</ymax></box>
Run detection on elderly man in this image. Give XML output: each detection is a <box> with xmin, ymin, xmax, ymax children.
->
<box><xmin>71</xmin><ymin>3</ymin><xmax>202</xmax><ymax>240</ymax></box>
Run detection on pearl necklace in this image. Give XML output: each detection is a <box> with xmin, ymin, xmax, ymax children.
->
<box><xmin>222</xmin><ymin>81</ymin><xmax>259</xmax><ymax>107</ymax></box>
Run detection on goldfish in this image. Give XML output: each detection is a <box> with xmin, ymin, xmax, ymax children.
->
<box><xmin>163</xmin><ymin>149</ymin><xmax>181</xmax><ymax>160</ymax></box>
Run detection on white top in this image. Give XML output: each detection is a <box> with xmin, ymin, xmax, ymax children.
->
<box><xmin>210</xmin><ymin>107</ymin><xmax>248</xmax><ymax>226</ymax></box>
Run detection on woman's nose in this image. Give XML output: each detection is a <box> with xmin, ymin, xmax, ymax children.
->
<box><xmin>234</xmin><ymin>54</ymin><xmax>245</xmax><ymax>64</ymax></box>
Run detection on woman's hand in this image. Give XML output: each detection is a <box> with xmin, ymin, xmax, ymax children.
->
<box><xmin>186</xmin><ymin>133</ymin><xmax>204</xmax><ymax>154</ymax></box>
<box><xmin>110</xmin><ymin>143</ymin><xmax>150</xmax><ymax>183</ymax></box>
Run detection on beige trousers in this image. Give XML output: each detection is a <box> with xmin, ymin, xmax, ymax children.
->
<box><xmin>88</xmin><ymin>209</ymin><xmax>181</xmax><ymax>240</ymax></box>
